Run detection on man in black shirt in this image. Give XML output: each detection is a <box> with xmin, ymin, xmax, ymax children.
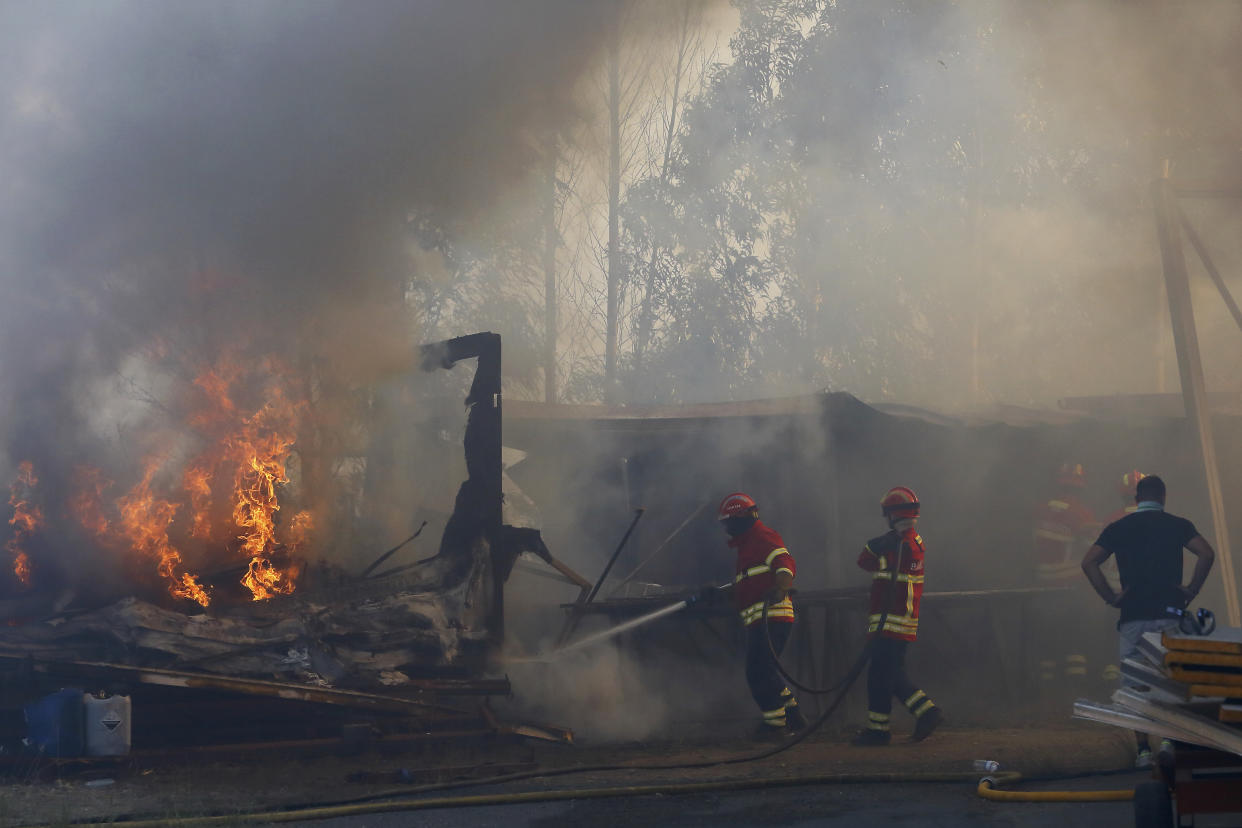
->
<box><xmin>1081</xmin><ymin>475</ymin><xmax>1215</xmax><ymax>768</ymax></box>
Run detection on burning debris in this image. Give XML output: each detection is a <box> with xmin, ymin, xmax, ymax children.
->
<box><xmin>9</xmin><ymin>355</ymin><xmax>312</xmax><ymax>608</ymax></box>
<box><xmin>0</xmin><ymin>334</ymin><xmax>526</xmax><ymax>707</ymax></box>
<box><xmin>7</xmin><ymin>461</ymin><xmax>41</xmax><ymax>589</ymax></box>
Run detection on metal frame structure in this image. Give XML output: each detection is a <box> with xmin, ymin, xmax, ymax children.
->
<box><xmin>1152</xmin><ymin>166</ymin><xmax>1242</xmax><ymax>626</ymax></box>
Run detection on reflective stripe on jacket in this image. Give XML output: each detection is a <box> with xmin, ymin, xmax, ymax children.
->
<box><xmin>1032</xmin><ymin>494</ymin><xmax>1098</xmax><ymax>584</ymax></box>
<box><xmin>730</xmin><ymin>520</ymin><xmax>796</xmax><ymax>627</ymax></box>
<box><xmin>858</xmin><ymin>528</ymin><xmax>924</xmax><ymax>641</ymax></box>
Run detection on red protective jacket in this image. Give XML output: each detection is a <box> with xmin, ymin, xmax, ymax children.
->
<box><xmin>1032</xmin><ymin>492</ymin><xmax>1099</xmax><ymax>585</ymax></box>
<box><xmin>730</xmin><ymin>520</ymin><xmax>795</xmax><ymax>627</ymax></box>
<box><xmin>858</xmin><ymin>528</ymin><xmax>924</xmax><ymax>641</ymax></box>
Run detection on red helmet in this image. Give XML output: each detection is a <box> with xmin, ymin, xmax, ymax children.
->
<box><xmin>1118</xmin><ymin>470</ymin><xmax>1144</xmax><ymax>498</ymax></box>
<box><xmin>1057</xmin><ymin>462</ymin><xmax>1086</xmax><ymax>489</ymax></box>
<box><xmin>718</xmin><ymin>492</ymin><xmax>757</xmax><ymax>521</ymax></box>
<box><xmin>880</xmin><ymin>486</ymin><xmax>919</xmax><ymax>519</ymax></box>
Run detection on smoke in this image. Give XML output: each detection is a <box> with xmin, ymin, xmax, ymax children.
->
<box><xmin>606</xmin><ymin>0</ymin><xmax>1242</xmax><ymax>411</ymax></box>
<box><xmin>502</xmin><ymin>0</ymin><xmax>1242</xmax><ymax>739</ymax></box>
<box><xmin>1</xmin><ymin>0</ymin><xmax>623</xmax><ymax>400</ymax></box>
<box><xmin>0</xmin><ymin>0</ymin><xmax>747</xmax><ymax>735</ymax></box>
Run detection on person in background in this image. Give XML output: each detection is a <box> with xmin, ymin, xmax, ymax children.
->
<box><xmin>717</xmin><ymin>492</ymin><xmax>808</xmax><ymax>739</ymax></box>
<box><xmin>852</xmin><ymin>486</ymin><xmax>942</xmax><ymax>746</ymax></box>
<box><xmin>1032</xmin><ymin>462</ymin><xmax>1101</xmax><ymax>694</ymax></box>
<box><xmin>1082</xmin><ymin>474</ymin><xmax>1216</xmax><ymax>768</ymax></box>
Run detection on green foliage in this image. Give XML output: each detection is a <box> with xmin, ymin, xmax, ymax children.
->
<box><xmin>617</xmin><ymin>0</ymin><xmax>1170</xmax><ymax>407</ymax></box>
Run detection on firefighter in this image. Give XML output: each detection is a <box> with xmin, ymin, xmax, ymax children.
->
<box><xmin>1031</xmin><ymin>462</ymin><xmax>1101</xmax><ymax>692</ymax></box>
<box><xmin>1105</xmin><ymin>470</ymin><xmax>1145</xmax><ymax>526</ymax></box>
<box><xmin>852</xmin><ymin>486</ymin><xmax>942</xmax><ymax>746</ymax></box>
<box><xmin>718</xmin><ymin>492</ymin><xmax>807</xmax><ymax>738</ymax></box>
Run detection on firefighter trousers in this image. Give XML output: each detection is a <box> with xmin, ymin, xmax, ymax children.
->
<box><xmin>745</xmin><ymin>620</ymin><xmax>795</xmax><ymax>726</ymax></box>
<box><xmin>866</xmin><ymin>636</ymin><xmax>936</xmax><ymax>729</ymax></box>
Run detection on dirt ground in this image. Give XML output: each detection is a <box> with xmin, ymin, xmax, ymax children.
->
<box><xmin>0</xmin><ymin>721</ymin><xmax>1138</xmax><ymax>827</ymax></box>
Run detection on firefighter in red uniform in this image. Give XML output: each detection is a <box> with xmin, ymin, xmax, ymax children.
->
<box><xmin>718</xmin><ymin>492</ymin><xmax>808</xmax><ymax>738</ymax></box>
<box><xmin>1031</xmin><ymin>462</ymin><xmax>1101</xmax><ymax>691</ymax></box>
<box><xmin>1104</xmin><ymin>470</ymin><xmax>1145</xmax><ymax>527</ymax></box>
<box><xmin>853</xmin><ymin>486</ymin><xmax>942</xmax><ymax>745</ymax></box>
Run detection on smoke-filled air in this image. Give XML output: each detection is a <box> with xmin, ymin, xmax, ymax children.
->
<box><xmin>3</xmin><ymin>0</ymin><xmax>1242</xmax><ymax>754</ymax></box>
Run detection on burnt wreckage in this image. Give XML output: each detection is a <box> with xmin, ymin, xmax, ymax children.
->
<box><xmin>0</xmin><ymin>333</ymin><xmax>570</xmax><ymax>752</ymax></box>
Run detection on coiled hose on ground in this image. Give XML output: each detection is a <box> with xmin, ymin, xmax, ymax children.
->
<box><xmin>43</xmin><ymin>587</ymin><xmax>1135</xmax><ymax>826</ymax></box>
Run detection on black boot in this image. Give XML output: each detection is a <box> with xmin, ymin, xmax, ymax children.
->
<box><xmin>752</xmin><ymin>722</ymin><xmax>788</xmax><ymax>742</ymax></box>
<box><xmin>911</xmin><ymin>706</ymin><xmax>943</xmax><ymax>742</ymax></box>
<box><xmin>785</xmin><ymin>705</ymin><xmax>809</xmax><ymax>733</ymax></box>
<box><xmin>851</xmin><ymin>728</ymin><xmax>891</xmax><ymax>746</ymax></box>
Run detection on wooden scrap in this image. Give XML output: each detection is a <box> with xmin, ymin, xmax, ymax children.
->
<box><xmin>1114</xmin><ymin>688</ymin><xmax>1242</xmax><ymax>756</ymax></box>
<box><xmin>5</xmin><ymin>656</ymin><xmax>469</xmax><ymax>716</ymax></box>
<box><xmin>1165</xmin><ymin>650</ymin><xmax>1242</xmax><ymax>669</ymax></box>
<box><xmin>1073</xmin><ymin>699</ymin><xmax>1214</xmax><ymax>746</ymax></box>
<box><xmin>1167</xmin><ymin>664</ymin><xmax>1242</xmax><ymax>688</ymax></box>
<box><xmin>1191</xmin><ymin>683</ymin><xmax>1242</xmax><ymax>698</ymax></box>
<box><xmin>1138</xmin><ymin>631</ymin><xmax>1169</xmax><ymax>669</ymax></box>
<box><xmin>1121</xmin><ymin>658</ymin><xmax>1195</xmax><ymax>703</ymax></box>
<box><xmin>1162</xmin><ymin>626</ymin><xmax>1242</xmax><ymax>655</ymax></box>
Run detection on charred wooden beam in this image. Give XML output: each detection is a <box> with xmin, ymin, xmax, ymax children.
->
<box><xmin>1</xmin><ymin>657</ymin><xmax>470</xmax><ymax>716</ymax></box>
<box><xmin>419</xmin><ymin>332</ymin><xmax>507</xmax><ymax>649</ymax></box>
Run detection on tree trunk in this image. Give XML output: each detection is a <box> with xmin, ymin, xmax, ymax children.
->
<box><xmin>605</xmin><ymin>16</ymin><xmax>621</xmax><ymax>403</ymax></box>
<box><xmin>544</xmin><ymin>136</ymin><xmax>558</xmax><ymax>404</ymax></box>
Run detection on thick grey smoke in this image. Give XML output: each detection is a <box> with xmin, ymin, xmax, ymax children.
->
<box><xmin>0</xmin><ymin>0</ymin><xmax>640</xmax><ymax>595</ymax></box>
<box><xmin>0</xmin><ymin>0</ymin><xmax>622</xmax><ymax>427</ymax></box>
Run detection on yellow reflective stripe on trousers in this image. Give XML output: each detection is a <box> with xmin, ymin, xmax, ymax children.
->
<box><xmin>868</xmin><ymin>613</ymin><xmax>918</xmax><ymax>635</ymax></box>
<box><xmin>741</xmin><ymin>598</ymin><xmax>794</xmax><ymax>625</ymax></box>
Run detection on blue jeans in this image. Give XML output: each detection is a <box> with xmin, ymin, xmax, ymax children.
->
<box><xmin>1118</xmin><ymin>618</ymin><xmax>1177</xmax><ymax>688</ymax></box>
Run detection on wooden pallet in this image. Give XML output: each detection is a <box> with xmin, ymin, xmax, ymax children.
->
<box><xmin>1163</xmin><ymin>626</ymin><xmax>1242</xmax><ymax>655</ymax></box>
<box><xmin>1113</xmin><ymin>688</ymin><xmax>1242</xmax><ymax>756</ymax></box>
<box><xmin>1165</xmin><ymin>650</ymin><xmax>1242</xmax><ymax>669</ymax></box>
<box><xmin>1168</xmin><ymin>664</ymin><xmax>1242</xmax><ymax>688</ymax></box>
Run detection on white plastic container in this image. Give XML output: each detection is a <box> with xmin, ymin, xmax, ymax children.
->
<box><xmin>83</xmin><ymin>694</ymin><xmax>131</xmax><ymax>756</ymax></box>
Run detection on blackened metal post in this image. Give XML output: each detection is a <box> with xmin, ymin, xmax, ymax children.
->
<box><xmin>556</xmin><ymin>507</ymin><xmax>645</xmax><ymax>645</ymax></box>
<box><xmin>585</xmin><ymin>507</ymin><xmax>645</xmax><ymax>606</ymax></box>
<box><xmin>420</xmin><ymin>332</ymin><xmax>506</xmax><ymax>646</ymax></box>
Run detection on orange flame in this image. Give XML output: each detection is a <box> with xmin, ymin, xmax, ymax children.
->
<box><xmin>69</xmin><ymin>465</ymin><xmax>112</xmax><ymax>538</ymax></box>
<box><xmin>230</xmin><ymin>385</ymin><xmax>303</xmax><ymax>601</ymax></box>
<box><xmin>116</xmin><ymin>458</ymin><xmax>210</xmax><ymax>607</ymax></box>
<box><xmin>8</xmin><ymin>461</ymin><xmax>42</xmax><ymax>587</ymax></box>
<box><xmin>182</xmin><ymin>461</ymin><xmax>214</xmax><ymax>540</ymax></box>
<box><xmin>14</xmin><ymin>353</ymin><xmax>313</xmax><ymax>607</ymax></box>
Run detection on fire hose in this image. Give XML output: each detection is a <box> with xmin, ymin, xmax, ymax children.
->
<box><xmin>64</xmin><ymin>551</ymin><xmax>1133</xmax><ymax>827</ymax></box>
<box><xmin>59</xmin><ymin>771</ymin><xmax>1139</xmax><ymax>826</ymax></box>
<box><xmin>51</xmin><ymin>597</ymin><xmax>1132</xmax><ymax>828</ymax></box>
